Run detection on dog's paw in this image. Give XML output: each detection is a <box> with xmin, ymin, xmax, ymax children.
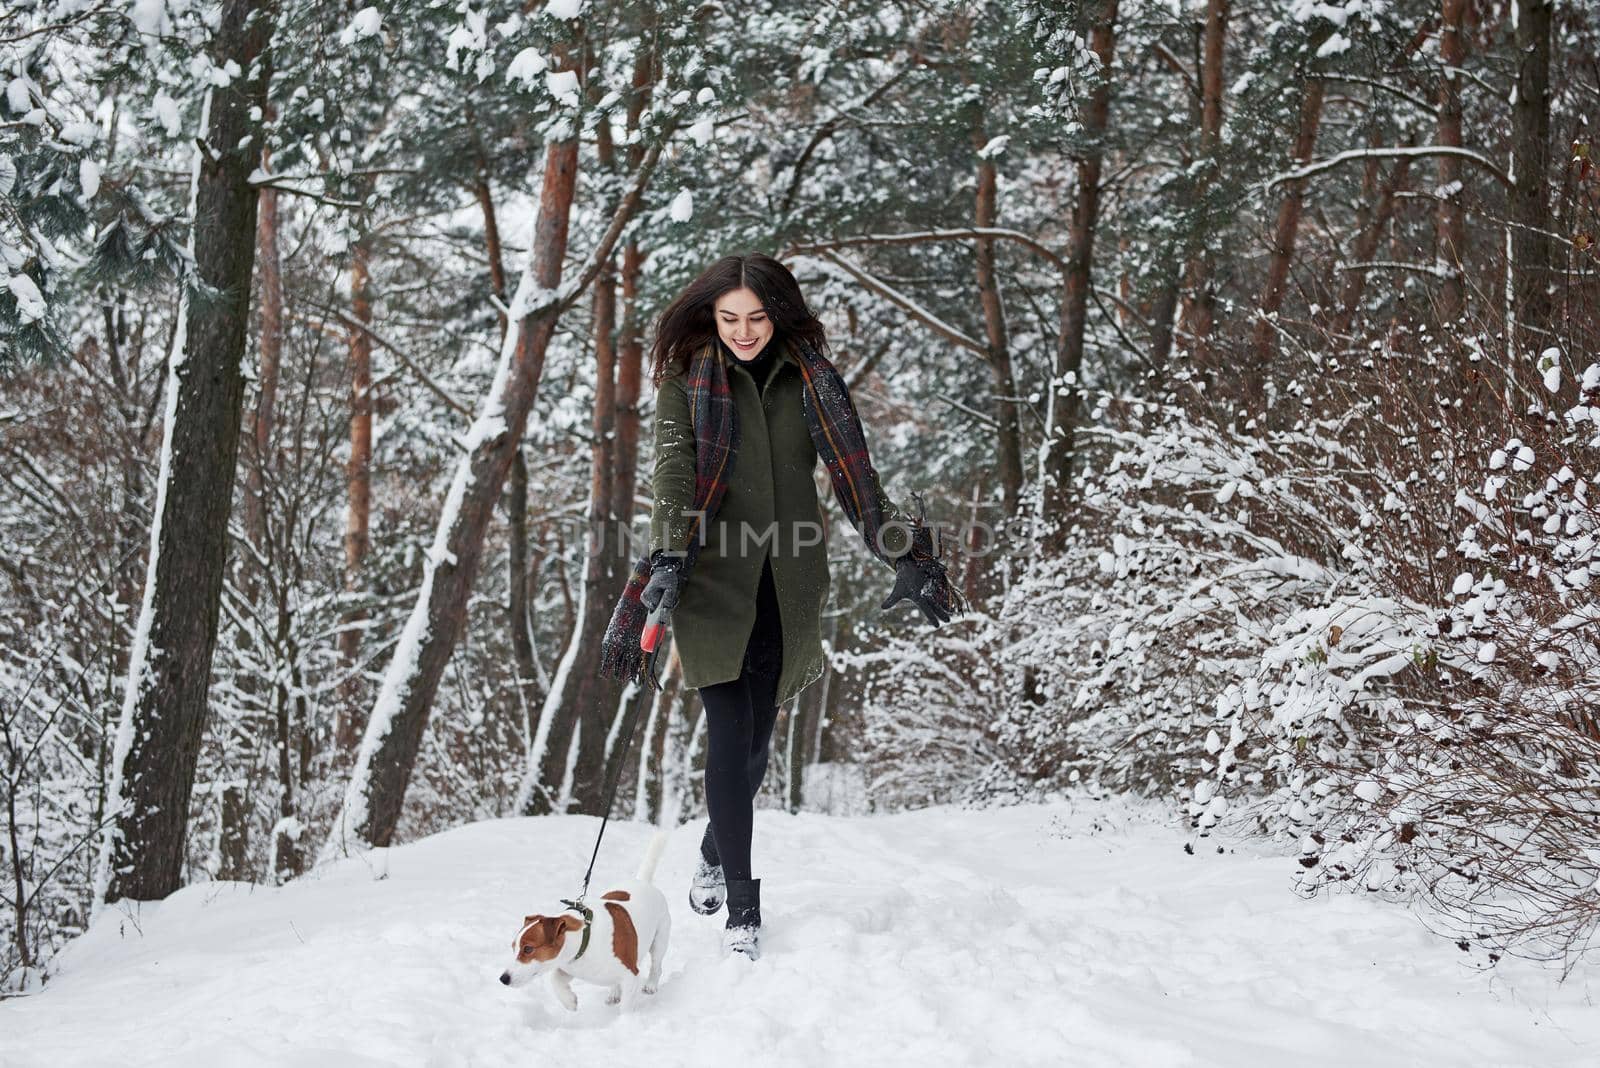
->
<box><xmin>643</xmin><ymin>980</ymin><xmax>658</xmax><ymax>995</ymax></box>
<box><xmin>605</xmin><ymin>985</ymin><xmax>622</xmax><ymax>1006</ymax></box>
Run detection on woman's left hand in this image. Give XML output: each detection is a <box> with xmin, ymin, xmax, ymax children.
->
<box><xmin>879</xmin><ymin>555</ymin><xmax>951</xmax><ymax>627</ymax></box>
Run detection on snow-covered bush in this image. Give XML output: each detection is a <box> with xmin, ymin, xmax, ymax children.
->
<box><xmin>972</xmin><ymin>312</ymin><xmax>1600</xmax><ymax>966</ymax></box>
<box><xmin>1</xmin><ymin>625</ymin><xmax>110</xmax><ymax>991</ymax></box>
<box><xmin>843</xmin><ymin>620</ymin><xmax>998</xmax><ymax>810</ymax></box>
<box><xmin>1290</xmin><ymin>349</ymin><xmax>1600</xmax><ymax>971</ymax></box>
<box><xmin>978</xmin><ymin>388</ymin><xmax>1384</xmax><ymax>811</ymax></box>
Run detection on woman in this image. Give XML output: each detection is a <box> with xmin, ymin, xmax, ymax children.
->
<box><xmin>601</xmin><ymin>252</ymin><xmax>964</xmax><ymax>961</ymax></box>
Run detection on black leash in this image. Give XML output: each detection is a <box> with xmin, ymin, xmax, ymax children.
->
<box><xmin>560</xmin><ymin>598</ymin><xmax>672</xmax><ymax>956</ymax></box>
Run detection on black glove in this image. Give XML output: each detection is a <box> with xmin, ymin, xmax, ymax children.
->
<box><xmin>641</xmin><ymin>551</ymin><xmax>684</xmax><ymax>612</ymax></box>
<box><xmin>879</xmin><ymin>554</ymin><xmax>950</xmax><ymax>626</ymax></box>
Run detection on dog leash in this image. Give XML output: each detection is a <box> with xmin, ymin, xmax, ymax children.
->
<box><xmin>559</xmin><ymin>595</ymin><xmax>672</xmax><ymax>960</ymax></box>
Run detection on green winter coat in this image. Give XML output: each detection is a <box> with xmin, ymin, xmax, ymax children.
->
<box><xmin>648</xmin><ymin>336</ymin><xmax>908</xmax><ymax>706</ymax></box>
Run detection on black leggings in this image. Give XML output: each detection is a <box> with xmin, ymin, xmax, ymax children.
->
<box><xmin>698</xmin><ymin>555</ymin><xmax>783</xmax><ymax>882</ymax></box>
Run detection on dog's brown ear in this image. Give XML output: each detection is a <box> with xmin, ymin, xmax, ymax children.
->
<box><xmin>558</xmin><ymin>913</ymin><xmax>584</xmax><ymax>932</ymax></box>
<box><xmin>522</xmin><ymin>914</ymin><xmax>542</xmax><ymax>928</ymax></box>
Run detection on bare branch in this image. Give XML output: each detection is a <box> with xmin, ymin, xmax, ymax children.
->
<box><xmin>805</xmin><ymin>250</ymin><xmax>986</xmax><ymax>354</ymax></box>
<box><xmin>1266</xmin><ymin>145</ymin><xmax>1510</xmax><ymax>192</ymax></box>
<box><xmin>333</xmin><ymin>311</ymin><xmax>473</xmax><ymax>419</ymax></box>
<box><xmin>785</xmin><ymin>227</ymin><xmax>1067</xmax><ymax>273</ymax></box>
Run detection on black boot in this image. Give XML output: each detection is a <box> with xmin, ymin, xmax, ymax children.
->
<box><xmin>722</xmin><ymin>877</ymin><xmax>761</xmax><ymax>960</ymax></box>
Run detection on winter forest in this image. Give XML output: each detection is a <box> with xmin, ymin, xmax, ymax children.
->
<box><xmin>4</xmin><ymin>0</ymin><xmax>1600</xmax><ymax>1058</ymax></box>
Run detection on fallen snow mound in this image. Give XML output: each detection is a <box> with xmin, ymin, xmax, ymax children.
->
<box><xmin>4</xmin><ymin>799</ymin><xmax>1598</xmax><ymax>1067</ymax></box>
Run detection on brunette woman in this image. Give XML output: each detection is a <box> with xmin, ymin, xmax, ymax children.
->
<box><xmin>602</xmin><ymin>252</ymin><xmax>964</xmax><ymax>960</ymax></box>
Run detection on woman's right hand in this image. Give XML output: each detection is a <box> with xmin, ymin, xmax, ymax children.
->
<box><xmin>641</xmin><ymin>552</ymin><xmax>684</xmax><ymax>612</ymax></box>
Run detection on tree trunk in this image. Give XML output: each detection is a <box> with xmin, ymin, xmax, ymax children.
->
<box><xmin>523</xmin><ymin>42</ymin><xmax>656</xmax><ymax>818</ymax></box>
<box><xmin>1333</xmin><ymin>153</ymin><xmax>1411</xmax><ymax>340</ymax></box>
<box><xmin>271</xmin><ymin>676</ymin><xmax>302</xmax><ymax>879</ymax></box>
<box><xmin>320</xmin><ymin>129</ymin><xmax>582</xmax><ymax>855</ymax></box>
<box><xmin>1146</xmin><ymin>264</ymin><xmax>1182</xmax><ymax>371</ymax></box>
<box><xmin>334</xmin><ymin>238</ymin><xmax>375</xmax><ymax>751</ymax></box>
<box><xmin>972</xmin><ymin>114</ymin><xmax>1024</xmax><ymax>515</ymax></box>
<box><xmin>245</xmin><ymin>146</ymin><xmax>281</xmax><ymax>546</ymax></box>
<box><xmin>474</xmin><ymin>156</ymin><xmax>546</xmax><ymax>721</ymax></box>
<box><xmin>1042</xmin><ymin>0</ymin><xmax>1118</xmax><ymax>532</ymax></box>
<box><xmin>319</xmin><ymin>66</ymin><xmax>672</xmax><ymax>854</ymax></box>
<box><xmin>611</xmin><ymin>36</ymin><xmax>656</xmax><ymax>536</ymax></box>
<box><xmin>527</xmin><ymin>255</ymin><xmax>631</xmax><ymax>816</ymax></box>
<box><xmin>507</xmin><ymin>448</ymin><xmax>542</xmax><ymax>712</ymax></box>
<box><xmin>1249</xmin><ymin>79</ymin><xmax>1326</xmax><ymax>380</ymax></box>
<box><xmin>223</xmin><ymin>137</ymin><xmax>285</xmax><ymax>884</ymax></box>
<box><xmin>99</xmin><ymin>0</ymin><xmax>275</xmax><ymax>905</ymax></box>
<box><xmin>1509</xmin><ymin>0</ymin><xmax>1552</xmax><ymax>348</ymax></box>
<box><xmin>602</xmin><ymin>674</ymin><xmax>650</xmax><ymax>818</ymax></box>
<box><xmin>474</xmin><ymin>163</ymin><xmax>510</xmax><ymax>335</ymax></box>
<box><xmin>630</xmin><ymin>639</ymin><xmax>670</xmax><ymax>821</ymax></box>
<box><xmin>1177</xmin><ymin>0</ymin><xmax>1230</xmax><ymax>363</ymax></box>
<box><xmin>1198</xmin><ymin>1</ymin><xmax>1227</xmax><ymax>152</ymax></box>
<box><xmin>1436</xmin><ymin>0</ymin><xmax>1469</xmax><ymax>323</ymax></box>
<box><xmin>613</xmin><ymin>240</ymin><xmax>646</xmax><ymax>537</ymax></box>
<box><xmin>642</xmin><ymin>652</ymin><xmax>682</xmax><ymax>824</ymax></box>
<box><xmin>787</xmin><ymin>643</ymin><xmax>834</xmax><ymax>813</ymax></box>
<box><xmin>678</xmin><ymin>705</ymin><xmax>708</xmax><ymax>824</ymax></box>
<box><xmin>218</xmin><ymin>784</ymin><xmax>249</xmax><ymax>880</ymax></box>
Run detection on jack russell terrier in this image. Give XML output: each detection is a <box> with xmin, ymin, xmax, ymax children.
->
<box><xmin>498</xmin><ymin>829</ymin><xmax>671</xmax><ymax>1012</ymax></box>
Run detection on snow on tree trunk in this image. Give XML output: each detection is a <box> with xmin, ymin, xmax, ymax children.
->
<box><xmin>319</xmin><ymin>133</ymin><xmax>583</xmax><ymax>860</ymax></box>
<box><xmin>520</xmin><ymin>262</ymin><xmax>634</xmax><ymax>817</ymax></box>
<box><xmin>473</xmin><ymin>156</ymin><xmax>548</xmax><ymax>720</ymax></box>
<box><xmin>506</xmin><ymin>448</ymin><xmax>545</xmax><ymax>710</ymax></box>
<box><xmin>96</xmin><ymin>0</ymin><xmax>275</xmax><ymax>908</ymax></box>
<box><xmin>517</xmin><ymin>477</ymin><xmax>593</xmax><ymax>817</ymax></box>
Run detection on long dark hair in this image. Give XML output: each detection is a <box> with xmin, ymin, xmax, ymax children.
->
<box><xmin>648</xmin><ymin>252</ymin><xmax>828</xmax><ymax>386</ymax></box>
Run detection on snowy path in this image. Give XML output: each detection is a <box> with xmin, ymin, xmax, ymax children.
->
<box><xmin>4</xmin><ymin>799</ymin><xmax>1598</xmax><ymax>1067</ymax></box>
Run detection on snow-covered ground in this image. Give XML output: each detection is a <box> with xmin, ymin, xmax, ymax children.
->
<box><xmin>4</xmin><ymin>798</ymin><xmax>1598</xmax><ymax>1067</ymax></box>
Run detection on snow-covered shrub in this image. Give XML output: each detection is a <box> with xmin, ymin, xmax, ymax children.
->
<box><xmin>1</xmin><ymin>630</ymin><xmax>109</xmax><ymax>992</ymax></box>
<box><xmin>841</xmin><ymin>619</ymin><xmax>998</xmax><ymax>811</ymax></box>
<box><xmin>979</xmin><ymin>389</ymin><xmax>1387</xmax><ymax>816</ymax></box>
<box><xmin>1290</xmin><ymin>349</ymin><xmax>1600</xmax><ymax>971</ymax></box>
<box><xmin>969</xmin><ymin>308</ymin><xmax>1600</xmax><ymax>966</ymax></box>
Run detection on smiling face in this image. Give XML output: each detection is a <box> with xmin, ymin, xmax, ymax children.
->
<box><xmin>498</xmin><ymin>913</ymin><xmax>581</xmax><ymax>987</ymax></box>
<box><xmin>713</xmin><ymin>286</ymin><xmax>774</xmax><ymax>362</ymax></box>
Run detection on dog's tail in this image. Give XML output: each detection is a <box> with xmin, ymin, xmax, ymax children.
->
<box><xmin>636</xmin><ymin>828</ymin><xmax>671</xmax><ymax>884</ymax></box>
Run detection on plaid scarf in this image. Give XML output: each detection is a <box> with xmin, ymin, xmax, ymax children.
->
<box><xmin>600</xmin><ymin>336</ymin><xmax>965</xmax><ymax>680</ymax></box>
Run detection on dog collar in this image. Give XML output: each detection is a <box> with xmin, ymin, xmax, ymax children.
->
<box><xmin>560</xmin><ymin>898</ymin><xmax>594</xmax><ymax>961</ymax></box>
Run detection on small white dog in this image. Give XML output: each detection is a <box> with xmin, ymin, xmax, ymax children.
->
<box><xmin>498</xmin><ymin>829</ymin><xmax>671</xmax><ymax>1012</ymax></box>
